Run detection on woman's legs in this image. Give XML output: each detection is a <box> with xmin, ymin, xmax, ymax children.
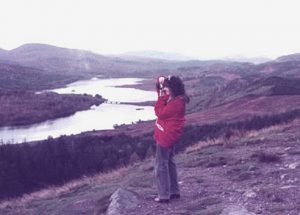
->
<box><xmin>155</xmin><ymin>144</ymin><xmax>171</xmax><ymax>199</ymax></box>
<box><xmin>155</xmin><ymin>144</ymin><xmax>180</xmax><ymax>200</ymax></box>
<box><xmin>169</xmin><ymin>146</ymin><xmax>180</xmax><ymax>196</ymax></box>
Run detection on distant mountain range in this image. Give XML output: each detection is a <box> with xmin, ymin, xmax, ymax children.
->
<box><xmin>0</xmin><ymin>43</ymin><xmax>259</xmax><ymax>79</ymax></box>
<box><xmin>222</xmin><ymin>55</ymin><xmax>272</xmax><ymax>64</ymax></box>
<box><xmin>0</xmin><ymin>44</ymin><xmax>196</xmax><ymax>77</ymax></box>
<box><xmin>120</xmin><ymin>51</ymin><xmax>273</xmax><ymax>64</ymax></box>
<box><xmin>1</xmin><ymin>43</ymin><xmax>300</xmax><ymax>91</ymax></box>
<box><xmin>119</xmin><ymin>50</ymin><xmax>194</xmax><ymax>61</ymax></box>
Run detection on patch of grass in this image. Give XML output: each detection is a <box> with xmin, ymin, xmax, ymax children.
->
<box><xmin>226</xmin><ymin>164</ymin><xmax>260</xmax><ymax>181</ymax></box>
<box><xmin>93</xmin><ymin>194</ymin><xmax>111</xmax><ymax>215</ymax></box>
<box><xmin>251</xmin><ymin>151</ymin><xmax>281</xmax><ymax>163</ymax></box>
<box><xmin>198</xmin><ymin>197</ymin><xmax>222</xmax><ymax>206</ymax></box>
<box><xmin>184</xmin><ymin>158</ymin><xmax>209</xmax><ymax>168</ymax></box>
<box><xmin>128</xmin><ymin>177</ymin><xmax>152</xmax><ymax>188</ymax></box>
<box><xmin>185</xmin><ymin>138</ymin><xmax>224</xmax><ymax>154</ymax></box>
<box><xmin>192</xmin><ymin>205</ymin><xmax>223</xmax><ymax>215</ymax></box>
<box><xmin>199</xmin><ymin>145</ymin><xmax>224</xmax><ymax>155</ymax></box>
<box><xmin>206</xmin><ymin>156</ymin><xmax>227</xmax><ymax>168</ymax></box>
<box><xmin>188</xmin><ymin>197</ymin><xmax>223</xmax><ymax>215</ymax></box>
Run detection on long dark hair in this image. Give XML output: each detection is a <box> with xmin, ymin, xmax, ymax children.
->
<box><xmin>164</xmin><ymin>76</ymin><xmax>190</xmax><ymax>103</ymax></box>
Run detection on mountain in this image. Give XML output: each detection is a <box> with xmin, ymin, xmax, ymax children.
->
<box><xmin>255</xmin><ymin>60</ymin><xmax>300</xmax><ymax>78</ymax></box>
<box><xmin>0</xmin><ymin>43</ymin><xmax>116</xmax><ymax>75</ymax></box>
<box><xmin>222</xmin><ymin>55</ymin><xmax>272</xmax><ymax>64</ymax></box>
<box><xmin>120</xmin><ymin>50</ymin><xmax>194</xmax><ymax>61</ymax></box>
<box><xmin>276</xmin><ymin>53</ymin><xmax>300</xmax><ymax>62</ymax></box>
<box><xmin>0</xmin><ymin>48</ymin><xmax>7</xmax><ymax>53</ymax></box>
<box><xmin>186</xmin><ymin>74</ymin><xmax>300</xmax><ymax>113</ymax></box>
<box><xmin>0</xmin><ymin>43</ymin><xmax>265</xmax><ymax>80</ymax></box>
<box><xmin>0</xmin><ymin>44</ymin><xmax>204</xmax><ymax>78</ymax></box>
<box><xmin>1</xmin><ymin>43</ymin><xmax>300</xmax><ymax>93</ymax></box>
<box><xmin>0</xmin><ymin>62</ymin><xmax>80</xmax><ymax>90</ymax></box>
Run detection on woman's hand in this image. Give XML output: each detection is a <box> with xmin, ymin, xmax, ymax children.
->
<box><xmin>156</xmin><ymin>76</ymin><xmax>167</xmax><ymax>96</ymax></box>
<box><xmin>159</xmin><ymin>89</ymin><xmax>166</xmax><ymax>97</ymax></box>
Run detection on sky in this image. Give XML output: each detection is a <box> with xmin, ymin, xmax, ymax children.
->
<box><xmin>0</xmin><ymin>0</ymin><xmax>300</xmax><ymax>59</ymax></box>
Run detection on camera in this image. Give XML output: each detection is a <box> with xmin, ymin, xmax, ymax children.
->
<box><xmin>156</xmin><ymin>76</ymin><xmax>171</xmax><ymax>96</ymax></box>
<box><xmin>156</xmin><ymin>76</ymin><xmax>169</xmax><ymax>90</ymax></box>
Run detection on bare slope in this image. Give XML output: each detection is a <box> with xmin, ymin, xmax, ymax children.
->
<box><xmin>1</xmin><ymin>119</ymin><xmax>299</xmax><ymax>215</ymax></box>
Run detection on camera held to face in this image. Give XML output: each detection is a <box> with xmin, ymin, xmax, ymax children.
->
<box><xmin>156</xmin><ymin>76</ymin><xmax>170</xmax><ymax>96</ymax></box>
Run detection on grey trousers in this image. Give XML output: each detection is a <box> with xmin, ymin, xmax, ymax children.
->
<box><xmin>155</xmin><ymin>143</ymin><xmax>180</xmax><ymax>199</ymax></box>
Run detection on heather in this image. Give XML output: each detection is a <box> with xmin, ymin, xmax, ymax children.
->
<box><xmin>1</xmin><ymin>118</ymin><xmax>299</xmax><ymax>215</ymax></box>
<box><xmin>1</xmin><ymin>108</ymin><xmax>300</xmax><ymax>200</ymax></box>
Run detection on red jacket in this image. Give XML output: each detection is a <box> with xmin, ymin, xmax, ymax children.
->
<box><xmin>154</xmin><ymin>95</ymin><xmax>186</xmax><ymax>148</ymax></box>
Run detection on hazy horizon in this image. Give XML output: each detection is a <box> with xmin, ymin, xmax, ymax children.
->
<box><xmin>1</xmin><ymin>0</ymin><xmax>300</xmax><ymax>59</ymax></box>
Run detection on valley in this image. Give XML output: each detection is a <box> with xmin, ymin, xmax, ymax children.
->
<box><xmin>0</xmin><ymin>43</ymin><xmax>300</xmax><ymax>214</ymax></box>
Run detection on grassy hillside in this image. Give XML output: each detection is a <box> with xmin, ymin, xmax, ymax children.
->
<box><xmin>0</xmin><ymin>119</ymin><xmax>299</xmax><ymax>215</ymax></box>
<box><xmin>256</xmin><ymin>60</ymin><xmax>300</xmax><ymax>78</ymax></box>
<box><xmin>186</xmin><ymin>75</ymin><xmax>300</xmax><ymax>112</ymax></box>
<box><xmin>0</xmin><ymin>62</ymin><xmax>81</xmax><ymax>91</ymax></box>
<box><xmin>1</xmin><ymin>103</ymin><xmax>300</xmax><ymax>201</ymax></box>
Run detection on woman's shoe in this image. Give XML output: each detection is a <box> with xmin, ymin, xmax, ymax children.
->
<box><xmin>170</xmin><ymin>194</ymin><xmax>180</xmax><ymax>199</ymax></box>
<box><xmin>154</xmin><ymin>197</ymin><xmax>169</xmax><ymax>203</ymax></box>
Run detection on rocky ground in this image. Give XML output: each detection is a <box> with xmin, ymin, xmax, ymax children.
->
<box><xmin>0</xmin><ymin>119</ymin><xmax>299</xmax><ymax>215</ymax></box>
<box><xmin>128</xmin><ymin>122</ymin><xmax>300</xmax><ymax>215</ymax></box>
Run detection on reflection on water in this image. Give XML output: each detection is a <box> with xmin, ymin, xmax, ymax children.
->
<box><xmin>50</xmin><ymin>77</ymin><xmax>157</xmax><ymax>102</ymax></box>
<box><xmin>0</xmin><ymin>78</ymin><xmax>157</xmax><ymax>143</ymax></box>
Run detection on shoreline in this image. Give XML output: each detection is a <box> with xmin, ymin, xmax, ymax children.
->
<box><xmin>117</xmin><ymin>78</ymin><xmax>157</xmax><ymax>106</ymax></box>
<box><xmin>114</xmin><ymin>77</ymin><xmax>156</xmax><ymax>91</ymax></box>
<box><xmin>0</xmin><ymin>92</ymin><xmax>105</xmax><ymax>128</ymax></box>
<box><xmin>0</xmin><ymin>77</ymin><xmax>157</xmax><ymax>144</ymax></box>
<box><xmin>120</xmin><ymin>101</ymin><xmax>155</xmax><ymax>106</ymax></box>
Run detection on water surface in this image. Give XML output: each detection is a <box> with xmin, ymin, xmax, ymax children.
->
<box><xmin>0</xmin><ymin>78</ymin><xmax>157</xmax><ymax>143</ymax></box>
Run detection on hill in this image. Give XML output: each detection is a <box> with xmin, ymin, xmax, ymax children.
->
<box><xmin>0</xmin><ymin>43</ymin><xmax>263</xmax><ymax>80</ymax></box>
<box><xmin>0</xmin><ymin>44</ymin><xmax>186</xmax><ymax>77</ymax></box>
<box><xmin>1</xmin><ymin>81</ymin><xmax>300</xmax><ymax>202</ymax></box>
<box><xmin>120</xmin><ymin>50</ymin><xmax>194</xmax><ymax>61</ymax></box>
<box><xmin>255</xmin><ymin>61</ymin><xmax>300</xmax><ymax>78</ymax></box>
<box><xmin>0</xmin><ymin>48</ymin><xmax>7</xmax><ymax>55</ymax></box>
<box><xmin>186</xmin><ymin>75</ymin><xmax>300</xmax><ymax>113</ymax></box>
<box><xmin>0</xmin><ymin>118</ymin><xmax>299</xmax><ymax>215</ymax></box>
<box><xmin>0</xmin><ymin>62</ymin><xmax>81</xmax><ymax>90</ymax></box>
<box><xmin>1</xmin><ymin>44</ymin><xmax>299</xmax><ymax>81</ymax></box>
<box><xmin>276</xmin><ymin>53</ymin><xmax>300</xmax><ymax>62</ymax></box>
<box><xmin>222</xmin><ymin>55</ymin><xmax>271</xmax><ymax>64</ymax></box>
<box><xmin>0</xmin><ymin>44</ymin><xmax>117</xmax><ymax>76</ymax></box>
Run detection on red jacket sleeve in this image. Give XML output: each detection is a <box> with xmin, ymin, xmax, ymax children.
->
<box><xmin>155</xmin><ymin>95</ymin><xmax>182</xmax><ymax>120</ymax></box>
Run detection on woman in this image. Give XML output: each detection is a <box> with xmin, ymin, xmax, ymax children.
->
<box><xmin>153</xmin><ymin>75</ymin><xmax>189</xmax><ymax>203</ymax></box>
